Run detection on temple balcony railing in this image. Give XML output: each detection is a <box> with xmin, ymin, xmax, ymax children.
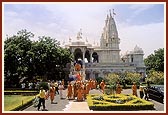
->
<box><xmin>85</xmin><ymin>62</ymin><xmax>138</xmax><ymax>68</ymax></box>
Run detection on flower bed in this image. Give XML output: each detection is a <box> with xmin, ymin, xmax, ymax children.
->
<box><xmin>87</xmin><ymin>94</ymin><xmax>154</xmax><ymax>111</ymax></box>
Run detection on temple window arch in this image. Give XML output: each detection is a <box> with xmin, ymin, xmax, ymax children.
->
<box><xmin>74</xmin><ymin>48</ymin><xmax>83</xmax><ymax>62</ymax></box>
<box><xmin>85</xmin><ymin>50</ymin><xmax>90</xmax><ymax>63</ymax></box>
<box><xmin>92</xmin><ymin>52</ymin><xmax>99</xmax><ymax>63</ymax></box>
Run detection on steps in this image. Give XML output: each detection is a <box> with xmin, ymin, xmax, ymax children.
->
<box><xmin>63</xmin><ymin>102</ymin><xmax>90</xmax><ymax>111</ymax></box>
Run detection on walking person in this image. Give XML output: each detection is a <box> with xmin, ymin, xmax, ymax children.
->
<box><xmin>67</xmin><ymin>81</ymin><xmax>73</xmax><ymax>99</ymax></box>
<box><xmin>132</xmin><ymin>82</ymin><xmax>137</xmax><ymax>96</ymax></box>
<box><xmin>83</xmin><ymin>83</ymin><xmax>87</xmax><ymax>100</ymax></box>
<box><xmin>77</xmin><ymin>81</ymin><xmax>83</xmax><ymax>101</ymax></box>
<box><xmin>73</xmin><ymin>82</ymin><xmax>77</xmax><ymax>99</ymax></box>
<box><xmin>144</xmin><ymin>87</ymin><xmax>149</xmax><ymax>100</ymax></box>
<box><xmin>37</xmin><ymin>87</ymin><xmax>46</xmax><ymax>111</ymax></box>
<box><xmin>50</xmin><ymin>84</ymin><xmax>56</xmax><ymax>104</ymax></box>
<box><xmin>21</xmin><ymin>82</ymin><xmax>26</xmax><ymax>89</ymax></box>
<box><xmin>54</xmin><ymin>81</ymin><xmax>59</xmax><ymax>95</ymax></box>
<box><xmin>139</xmin><ymin>85</ymin><xmax>144</xmax><ymax>99</ymax></box>
<box><xmin>116</xmin><ymin>82</ymin><xmax>122</xmax><ymax>94</ymax></box>
<box><xmin>86</xmin><ymin>82</ymin><xmax>90</xmax><ymax>94</ymax></box>
<box><xmin>100</xmin><ymin>80</ymin><xmax>105</xmax><ymax>94</ymax></box>
<box><xmin>58</xmin><ymin>82</ymin><xmax>64</xmax><ymax>99</ymax></box>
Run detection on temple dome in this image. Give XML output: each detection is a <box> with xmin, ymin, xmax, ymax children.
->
<box><xmin>133</xmin><ymin>45</ymin><xmax>144</xmax><ymax>54</ymax></box>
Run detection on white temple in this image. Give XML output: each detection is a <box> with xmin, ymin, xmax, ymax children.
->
<box><xmin>64</xmin><ymin>10</ymin><xmax>146</xmax><ymax>80</ymax></box>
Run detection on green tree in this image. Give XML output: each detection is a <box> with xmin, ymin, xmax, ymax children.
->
<box><xmin>144</xmin><ymin>48</ymin><xmax>164</xmax><ymax>72</ymax></box>
<box><xmin>4</xmin><ymin>30</ymin><xmax>73</xmax><ymax>88</ymax></box>
<box><xmin>4</xmin><ymin>29</ymin><xmax>33</xmax><ymax>87</ymax></box>
<box><xmin>29</xmin><ymin>36</ymin><xmax>73</xmax><ymax>81</ymax></box>
<box><xmin>104</xmin><ymin>73</ymin><xmax>119</xmax><ymax>88</ymax></box>
<box><xmin>125</xmin><ymin>72</ymin><xmax>141</xmax><ymax>85</ymax></box>
<box><xmin>30</xmin><ymin>36</ymin><xmax>60</xmax><ymax>80</ymax></box>
<box><xmin>146</xmin><ymin>70</ymin><xmax>164</xmax><ymax>85</ymax></box>
<box><xmin>104</xmin><ymin>73</ymin><xmax>119</xmax><ymax>94</ymax></box>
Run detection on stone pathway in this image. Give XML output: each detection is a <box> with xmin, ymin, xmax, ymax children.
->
<box><xmin>63</xmin><ymin>89</ymin><xmax>102</xmax><ymax>111</ymax></box>
<box><xmin>63</xmin><ymin>102</ymin><xmax>90</xmax><ymax>111</ymax></box>
<box><xmin>23</xmin><ymin>88</ymin><xmax>164</xmax><ymax>112</ymax></box>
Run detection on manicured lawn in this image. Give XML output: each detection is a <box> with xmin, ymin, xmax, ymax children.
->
<box><xmin>4</xmin><ymin>95</ymin><xmax>35</xmax><ymax>111</ymax></box>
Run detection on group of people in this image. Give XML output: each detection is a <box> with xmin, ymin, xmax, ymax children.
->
<box><xmin>99</xmin><ymin>80</ymin><xmax>123</xmax><ymax>94</ymax></box>
<box><xmin>37</xmin><ymin>79</ymin><xmax>98</xmax><ymax>111</ymax></box>
<box><xmin>37</xmin><ymin>80</ymin><xmax>64</xmax><ymax>111</ymax></box>
<box><xmin>37</xmin><ymin>79</ymin><xmax>149</xmax><ymax>111</ymax></box>
<box><xmin>67</xmin><ymin>79</ymin><xmax>98</xmax><ymax>101</ymax></box>
<box><xmin>132</xmin><ymin>82</ymin><xmax>149</xmax><ymax>100</ymax></box>
<box><xmin>99</xmin><ymin>80</ymin><xmax>149</xmax><ymax>101</ymax></box>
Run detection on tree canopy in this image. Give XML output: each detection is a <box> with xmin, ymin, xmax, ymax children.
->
<box><xmin>144</xmin><ymin>48</ymin><xmax>164</xmax><ymax>73</ymax></box>
<box><xmin>4</xmin><ymin>29</ymin><xmax>73</xmax><ymax>88</ymax></box>
<box><xmin>145</xmin><ymin>70</ymin><xmax>164</xmax><ymax>85</ymax></box>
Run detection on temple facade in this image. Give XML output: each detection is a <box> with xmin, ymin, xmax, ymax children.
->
<box><xmin>64</xmin><ymin>11</ymin><xmax>146</xmax><ymax>80</ymax></box>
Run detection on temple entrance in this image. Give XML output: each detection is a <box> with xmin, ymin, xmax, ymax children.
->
<box><xmin>72</xmin><ymin>48</ymin><xmax>86</xmax><ymax>80</ymax></box>
<box><xmin>92</xmin><ymin>52</ymin><xmax>99</xmax><ymax>63</ymax></box>
<box><xmin>74</xmin><ymin>48</ymin><xmax>83</xmax><ymax>62</ymax></box>
<box><xmin>85</xmin><ymin>50</ymin><xmax>90</xmax><ymax>63</ymax></box>
<box><xmin>85</xmin><ymin>72</ymin><xmax>90</xmax><ymax>80</ymax></box>
<box><xmin>74</xmin><ymin>48</ymin><xmax>83</xmax><ymax>68</ymax></box>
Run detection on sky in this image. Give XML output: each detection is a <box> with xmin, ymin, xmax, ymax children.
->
<box><xmin>3</xmin><ymin>2</ymin><xmax>165</xmax><ymax>58</ymax></box>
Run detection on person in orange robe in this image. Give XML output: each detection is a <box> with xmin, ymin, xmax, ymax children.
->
<box><xmin>116</xmin><ymin>82</ymin><xmax>122</xmax><ymax>94</ymax></box>
<box><xmin>91</xmin><ymin>80</ymin><xmax>94</xmax><ymax>89</ymax></box>
<box><xmin>73</xmin><ymin>82</ymin><xmax>77</xmax><ymax>99</ymax></box>
<box><xmin>89</xmin><ymin>79</ymin><xmax>92</xmax><ymax>90</ymax></box>
<box><xmin>100</xmin><ymin>80</ymin><xmax>105</xmax><ymax>94</ymax></box>
<box><xmin>50</xmin><ymin>84</ymin><xmax>55</xmax><ymax>104</ymax></box>
<box><xmin>67</xmin><ymin>82</ymin><xmax>73</xmax><ymax>99</ymax></box>
<box><xmin>93</xmin><ymin>80</ymin><xmax>96</xmax><ymax>89</ymax></box>
<box><xmin>132</xmin><ymin>82</ymin><xmax>137</xmax><ymax>96</ymax></box>
<box><xmin>77</xmin><ymin>82</ymin><xmax>83</xmax><ymax>101</ymax></box>
<box><xmin>86</xmin><ymin>82</ymin><xmax>90</xmax><ymax>94</ymax></box>
<box><xmin>75</xmin><ymin>63</ymin><xmax>81</xmax><ymax>71</ymax></box>
<box><xmin>83</xmin><ymin>83</ymin><xmax>87</xmax><ymax>100</ymax></box>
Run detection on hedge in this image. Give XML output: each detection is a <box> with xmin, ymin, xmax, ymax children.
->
<box><xmin>87</xmin><ymin>94</ymin><xmax>154</xmax><ymax>111</ymax></box>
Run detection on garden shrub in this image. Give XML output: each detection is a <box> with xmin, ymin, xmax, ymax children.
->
<box><xmin>87</xmin><ymin>94</ymin><xmax>154</xmax><ymax>111</ymax></box>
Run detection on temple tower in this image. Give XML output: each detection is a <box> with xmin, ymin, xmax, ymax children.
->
<box><xmin>99</xmin><ymin>10</ymin><xmax>121</xmax><ymax>63</ymax></box>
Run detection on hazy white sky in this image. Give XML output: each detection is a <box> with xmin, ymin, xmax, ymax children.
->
<box><xmin>3</xmin><ymin>2</ymin><xmax>165</xmax><ymax>58</ymax></box>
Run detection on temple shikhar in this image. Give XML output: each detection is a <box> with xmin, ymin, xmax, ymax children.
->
<box><xmin>64</xmin><ymin>10</ymin><xmax>146</xmax><ymax>81</ymax></box>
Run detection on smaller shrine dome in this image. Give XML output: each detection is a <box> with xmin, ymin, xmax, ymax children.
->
<box><xmin>133</xmin><ymin>45</ymin><xmax>144</xmax><ymax>54</ymax></box>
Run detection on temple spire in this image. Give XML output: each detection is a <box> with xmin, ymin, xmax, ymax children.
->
<box><xmin>109</xmin><ymin>9</ymin><xmax>112</xmax><ymax>17</ymax></box>
<box><xmin>112</xmin><ymin>9</ymin><xmax>116</xmax><ymax>18</ymax></box>
<box><xmin>100</xmin><ymin>9</ymin><xmax>119</xmax><ymax>48</ymax></box>
<box><xmin>77</xmin><ymin>28</ymin><xmax>82</xmax><ymax>40</ymax></box>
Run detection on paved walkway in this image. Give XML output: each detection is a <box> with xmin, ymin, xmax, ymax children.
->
<box><xmin>63</xmin><ymin>89</ymin><xmax>102</xmax><ymax>111</ymax></box>
<box><xmin>63</xmin><ymin>102</ymin><xmax>90</xmax><ymax>111</ymax></box>
<box><xmin>23</xmin><ymin>89</ymin><xmax>102</xmax><ymax>112</ymax></box>
<box><xmin>23</xmin><ymin>88</ymin><xmax>164</xmax><ymax>112</ymax></box>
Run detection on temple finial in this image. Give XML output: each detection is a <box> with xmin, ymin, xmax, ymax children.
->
<box><xmin>112</xmin><ymin>9</ymin><xmax>116</xmax><ymax>18</ymax></box>
<box><xmin>109</xmin><ymin>9</ymin><xmax>112</xmax><ymax>16</ymax></box>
